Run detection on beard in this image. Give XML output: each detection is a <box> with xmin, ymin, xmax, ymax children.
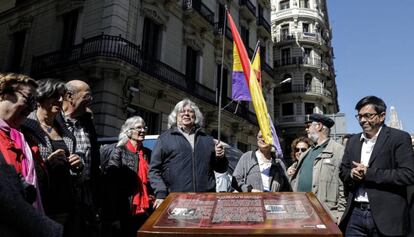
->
<box><xmin>308</xmin><ymin>132</ymin><xmax>319</xmax><ymax>143</ymax></box>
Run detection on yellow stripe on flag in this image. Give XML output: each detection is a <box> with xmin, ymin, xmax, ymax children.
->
<box><xmin>249</xmin><ymin>52</ymin><xmax>273</xmax><ymax>145</ymax></box>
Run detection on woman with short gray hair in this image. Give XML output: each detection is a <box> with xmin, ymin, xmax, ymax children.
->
<box><xmin>105</xmin><ymin>116</ymin><xmax>153</xmax><ymax>237</ymax></box>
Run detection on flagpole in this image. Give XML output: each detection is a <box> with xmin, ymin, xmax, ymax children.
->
<box><xmin>218</xmin><ymin>6</ymin><xmax>228</xmax><ymax>143</ymax></box>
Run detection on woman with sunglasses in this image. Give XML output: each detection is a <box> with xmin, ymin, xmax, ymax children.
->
<box><xmin>21</xmin><ymin>78</ymin><xmax>84</xmax><ymax>235</ymax></box>
<box><xmin>102</xmin><ymin>116</ymin><xmax>153</xmax><ymax>237</ymax></box>
<box><xmin>232</xmin><ymin>131</ymin><xmax>291</xmax><ymax>192</ymax></box>
<box><xmin>287</xmin><ymin>137</ymin><xmax>313</xmax><ymax>177</ymax></box>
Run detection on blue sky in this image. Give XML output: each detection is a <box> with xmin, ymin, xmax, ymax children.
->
<box><xmin>327</xmin><ymin>1</ymin><xmax>414</xmax><ymax>134</ymax></box>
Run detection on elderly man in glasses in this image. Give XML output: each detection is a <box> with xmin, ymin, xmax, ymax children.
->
<box><xmin>58</xmin><ymin>79</ymin><xmax>101</xmax><ymax>236</ymax></box>
<box><xmin>290</xmin><ymin>113</ymin><xmax>346</xmax><ymax>223</ymax></box>
<box><xmin>339</xmin><ymin>96</ymin><xmax>414</xmax><ymax>237</ymax></box>
<box><xmin>149</xmin><ymin>98</ymin><xmax>227</xmax><ymax>209</ymax></box>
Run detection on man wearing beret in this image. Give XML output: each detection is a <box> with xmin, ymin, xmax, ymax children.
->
<box><xmin>290</xmin><ymin>113</ymin><xmax>346</xmax><ymax>223</ymax></box>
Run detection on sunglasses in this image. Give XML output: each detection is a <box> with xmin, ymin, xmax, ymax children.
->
<box><xmin>295</xmin><ymin>147</ymin><xmax>307</xmax><ymax>152</ymax></box>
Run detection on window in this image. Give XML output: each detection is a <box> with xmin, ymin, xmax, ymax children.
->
<box><xmin>281</xmin><ymin>24</ymin><xmax>289</xmax><ymax>39</ymax></box>
<box><xmin>281</xmin><ymin>74</ymin><xmax>292</xmax><ymax>93</ymax></box>
<box><xmin>142</xmin><ymin>17</ymin><xmax>161</xmax><ymax>60</ymax></box>
<box><xmin>299</xmin><ymin>0</ymin><xmax>309</xmax><ymax>8</ymax></box>
<box><xmin>282</xmin><ymin>103</ymin><xmax>294</xmax><ymax>116</ymax></box>
<box><xmin>281</xmin><ymin>48</ymin><xmax>291</xmax><ymax>65</ymax></box>
<box><xmin>302</xmin><ymin>23</ymin><xmax>309</xmax><ymax>33</ymax></box>
<box><xmin>61</xmin><ymin>10</ymin><xmax>79</xmax><ymax>51</ymax></box>
<box><xmin>279</xmin><ymin>0</ymin><xmax>290</xmax><ymax>10</ymax></box>
<box><xmin>130</xmin><ymin>106</ymin><xmax>160</xmax><ymax>135</ymax></box>
<box><xmin>8</xmin><ymin>30</ymin><xmax>26</xmax><ymax>72</ymax></box>
<box><xmin>216</xmin><ymin>64</ymin><xmax>228</xmax><ymax>102</ymax></box>
<box><xmin>241</xmin><ymin>26</ymin><xmax>249</xmax><ymax>48</ymax></box>
<box><xmin>305</xmin><ymin>103</ymin><xmax>315</xmax><ymax>115</ymax></box>
<box><xmin>185</xmin><ymin>46</ymin><xmax>199</xmax><ymax>89</ymax></box>
<box><xmin>304</xmin><ymin>73</ymin><xmax>312</xmax><ymax>91</ymax></box>
<box><xmin>260</xmin><ymin>45</ymin><xmax>266</xmax><ymax>64</ymax></box>
<box><xmin>303</xmin><ymin>47</ymin><xmax>312</xmax><ymax>64</ymax></box>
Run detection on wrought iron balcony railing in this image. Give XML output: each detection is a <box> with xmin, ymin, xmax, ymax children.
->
<box><xmin>213</xmin><ymin>22</ymin><xmax>233</xmax><ymax>41</ymax></box>
<box><xmin>257</xmin><ymin>15</ymin><xmax>271</xmax><ymax>34</ymax></box>
<box><xmin>239</xmin><ymin>0</ymin><xmax>256</xmax><ymax>17</ymax></box>
<box><xmin>32</xmin><ymin>34</ymin><xmax>142</xmax><ymax>75</ymax></box>
<box><xmin>275</xmin><ymin>84</ymin><xmax>332</xmax><ymax>97</ymax></box>
<box><xmin>183</xmin><ymin>0</ymin><xmax>214</xmax><ymax>25</ymax></box>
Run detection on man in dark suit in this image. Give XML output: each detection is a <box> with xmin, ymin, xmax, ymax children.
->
<box><xmin>339</xmin><ymin>96</ymin><xmax>414</xmax><ymax>236</ymax></box>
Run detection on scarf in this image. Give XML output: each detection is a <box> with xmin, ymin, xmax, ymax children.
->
<box><xmin>126</xmin><ymin>141</ymin><xmax>150</xmax><ymax>215</ymax></box>
<box><xmin>10</xmin><ymin>128</ymin><xmax>44</xmax><ymax>213</ymax></box>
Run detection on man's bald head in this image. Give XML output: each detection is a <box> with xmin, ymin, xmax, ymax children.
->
<box><xmin>63</xmin><ymin>80</ymin><xmax>92</xmax><ymax>118</ymax></box>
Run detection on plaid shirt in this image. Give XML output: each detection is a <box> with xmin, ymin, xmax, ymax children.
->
<box><xmin>64</xmin><ymin>116</ymin><xmax>91</xmax><ymax>180</ymax></box>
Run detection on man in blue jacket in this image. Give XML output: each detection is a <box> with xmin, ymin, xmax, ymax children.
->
<box><xmin>149</xmin><ymin>98</ymin><xmax>227</xmax><ymax>208</ymax></box>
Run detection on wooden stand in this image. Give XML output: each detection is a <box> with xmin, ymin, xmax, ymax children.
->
<box><xmin>139</xmin><ymin>192</ymin><xmax>342</xmax><ymax>237</ymax></box>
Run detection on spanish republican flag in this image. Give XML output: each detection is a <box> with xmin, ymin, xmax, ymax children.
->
<box><xmin>227</xmin><ymin>10</ymin><xmax>273</xmax><ymax>145</ymax></box>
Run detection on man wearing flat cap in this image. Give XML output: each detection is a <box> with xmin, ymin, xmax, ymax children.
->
<box><xmin>290</xmin><ymin>113</ymin><xmax>346</xmax><ymax>223</ymax></box>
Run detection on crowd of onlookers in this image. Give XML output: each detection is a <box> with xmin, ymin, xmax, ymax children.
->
<box><xmin>1</xmin><ymin>72</ymin><xmax>414</xmax><ymax>237</ymax></box>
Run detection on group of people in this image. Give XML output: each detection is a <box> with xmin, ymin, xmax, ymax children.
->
<box><xmin>1</xmin><ymin>71</ymin><xmax>414</xmax><ymax>237</ymax></box>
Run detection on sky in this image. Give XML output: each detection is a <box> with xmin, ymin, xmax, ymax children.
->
<box><xmin>327</xmin><ymin>1</ymin><xmax>414</xmax><ymax>134</ymax></box>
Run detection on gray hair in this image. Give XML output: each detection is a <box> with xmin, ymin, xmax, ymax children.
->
<box><xmin>168</xmin><ymin>98</ymin><xmax>204</xmax><ymax>128</ymax></box>
<box><xmin>36</xmin><ymin>78</ymin><xmax>67</xmax><ymax>103</ymax></box>
<box><xmin>117</xmin><ymin>116</ymin><xmax>146</xmax><ymax>147</ymax></box>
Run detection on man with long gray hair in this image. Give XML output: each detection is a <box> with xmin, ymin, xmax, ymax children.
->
<box><xmin>149</xmin><ymin>98</ymin><xmax>227</xmax><ymax>208</ymax></box>
<box><xmin>290</xmin><ymin>113</ymin><xmax>346</xmax><ymax>223</ymax></box>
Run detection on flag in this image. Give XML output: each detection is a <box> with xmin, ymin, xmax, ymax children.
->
<box><xmin>248</xmin><ymin>48</ymin><xmax>273</xmax><ymax>145</ymax></box>
<box><xmin>227</xmin><ymin>10</ymin><xmax>283</xmax><ymax>154</ymax></box>
<box><xmin>231</xmin><ymin>43</ymin><xmax>251</xmax><ymax>101</ymax></box>
<box><xmin>229</xmin><ymin>12</ymin><xmax>261</xmax><ymax>102</ymax></box>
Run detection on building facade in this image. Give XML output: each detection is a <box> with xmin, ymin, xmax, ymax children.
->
<box><xmin>270</xmin><ymin>0</ymin><xmax>339</xmax><ymax>156</ymax></box>
<box><xmin>0</xmin><ymin>0</ymin><xmax>274</xmax><ymax>151</ymax></box>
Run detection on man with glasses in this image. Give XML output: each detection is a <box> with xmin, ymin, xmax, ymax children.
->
<box><xmin>59</xmin><ymin>79</ymin><xmax>101</xmax><ymax>237</ymax></box>
<box><xmin>339</xmin><ymin>96</ymin><xmax>414</xmax><ymax>236</ymax></box>
<box><xmin>290</xmin><ymin>113</ymin><xmax>346</xmax><ymax>223</ymax></box>
<box><xmin>149</xmin><ymin>98</ymin><xmax>227</xmax><ymax>209</ymax></box>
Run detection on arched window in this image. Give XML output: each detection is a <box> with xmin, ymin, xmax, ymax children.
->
<box><xmin>304</xmin><ymin>73</ymin><xmax>312</xmax><ymax>91</ymax></box>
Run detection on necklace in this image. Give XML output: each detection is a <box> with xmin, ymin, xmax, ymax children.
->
<box><xmin>40</xmin><ymin>123</ymin><xmax>53</xmax><ymax>133</ymax></box>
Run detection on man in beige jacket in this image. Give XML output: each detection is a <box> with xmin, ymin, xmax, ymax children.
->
<box><xmin>290</xmin><ymin>113</ymin><xmax>346</xmax><ymax>223</ymax></box>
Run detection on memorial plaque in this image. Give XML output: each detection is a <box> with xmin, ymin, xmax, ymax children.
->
<box><xmin>139</xmin><ymin>192</ymin><xmax>342</xmax><ymax>237</ymax></box>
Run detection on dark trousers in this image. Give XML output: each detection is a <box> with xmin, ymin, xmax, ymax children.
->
<box><xmin>345</xmin><ymin>206</ymin><xmax>403</xmax><ymax>237</ymax></box>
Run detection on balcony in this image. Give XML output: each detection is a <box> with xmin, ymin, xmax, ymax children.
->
<box><xmin>182</xmin><ymin>0</ymin><xmax>214</xmax><ymax>27</ymax></box>
<box><xmin>31</xmin><ymin>34</ymin><xmax>257</xmax><ymax>125</ymax></box>
<box><xmin>275</xmin><ymin>84</ymin><xmax>332</xmax><ymax>97</ymax></box>
<box><xmin>31</xmin><ymin>34</ymin><xmax>142</xmax><ymax>76</ymax></box>
<box><xmin>274</xmin><ymin>56</ymin><xmax>330</xmax><ymax>71</ymax></box>
<box><xmin>262</xmin><ymin>61</ymin><xmax>274</xmax><ymax>77</ymax></box>
<box><xmin>239</xmin><ymin>0</ymin><xmax>256</xmax><ymax>20</ymax></box>
<box><xmin>213</xmin><ymin>22</ymin><xmax>233</xmax><ymax>42</ymax></box>
<box><xmin>257</xmin><ymin>15</ymin><xmax>271</xmax><ymax>37</ymax></box>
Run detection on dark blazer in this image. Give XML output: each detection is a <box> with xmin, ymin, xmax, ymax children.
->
<box><xmin>339</xmin><ymin>125</ymin><xmax>414</xmax><ymax>236</ymax></box>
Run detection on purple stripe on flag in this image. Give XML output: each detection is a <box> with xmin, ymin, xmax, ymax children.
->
<box><xmin>269</xmin><ymin>115</ymin><xmax>283</xmax><ymax>158</ymax></box>
<box><xmin>232</xmin><ymin>71</ymin><xmax>251</xmax><ymax>101</ymax></box>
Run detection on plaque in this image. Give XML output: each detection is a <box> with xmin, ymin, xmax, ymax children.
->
<box><xmin>139</xmin><ymin>192</ymin><xmax>342</xmax><ymax>237</ymax></box>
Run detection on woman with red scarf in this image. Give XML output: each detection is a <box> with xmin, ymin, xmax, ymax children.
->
<box><xmin>103</xmin><ymin>116</ymin><xmax>153</xmax><ymax>237</ymax></box>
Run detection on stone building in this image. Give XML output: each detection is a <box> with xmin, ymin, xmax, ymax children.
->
<box><xmin>270</xmin><ymin>0</ymin><xmax>339</xmax><ymax>154</ymax></box>
<box><xmin>0</xmin><ymin>0</ymin><xmax>274</xmax><ymax>151</ymax></box>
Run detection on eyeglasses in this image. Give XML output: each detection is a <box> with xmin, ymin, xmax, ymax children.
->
<box><xmin>355</xmin><ymin>113</ymin><xmax>378</xmax><ymax>121</ymax></box>
<box><xmin>131</xmin><ymin>126</ymin><xmax>147</xmax><ymax>131</ymax></box>
<box><xmin>295</xmin><ymin>148</ymin><xmax>307</xmax><ymax>152</ymax></box>
<box><xmin>179</xmin><ymin>109</ymin><xmax>194</xmax><ymax>114</ymax></box>
<box><xmin>15</xmin><ymin>90</ymin><xmax>36</xmax><ymax>110</ymax></box>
